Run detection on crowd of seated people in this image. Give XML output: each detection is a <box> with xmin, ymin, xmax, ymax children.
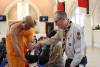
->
<box><xmin>34</xmin><ymin>36</ymin><xmax>50</xmax><ymax>65</ymax></box>
<box><xmin>32</xmin><ymin>31</ymin><xmax>65</xmax><ymax>67</ymax></box>
<box><xmin>0</xmin><ymin>32</ymin><xmax>64</xmax><ymax>67</ymax></box>
<box><xmin>0</xmin><ymin>37</ymin><xmax>8</xmax><ymax>67</ymax></box>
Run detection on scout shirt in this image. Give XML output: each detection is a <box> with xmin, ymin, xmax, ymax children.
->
<box><xmin>41</xmin><ymin>23</ymin><xmax>87</xmax><ymax>67</ymax></box>
<box><xmin>49</xmin><ymin>42</ymin><xmax>65</xmax><ymax>67</ymax></box>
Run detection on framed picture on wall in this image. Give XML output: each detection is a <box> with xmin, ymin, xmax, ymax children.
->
<box><xmin>0</xmin><ymin>15</ymin><xmax>6</xmax><ymax>21</ymax></box>
<box><xmin>39</xmin><ymin>16</ymin><xmax>48</xmax><ymax>22</ymax></box>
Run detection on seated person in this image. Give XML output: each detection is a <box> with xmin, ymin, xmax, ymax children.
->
<box><xmin>37</xmin><ymin>36</ymin><xmax>44</xmax><ymax>55</ymax></box>
<box><xmin>0</xmin><ymin>54</ymin><xmax>7</xmax><ymax>67</ymax></box>
<box><xmin>38</xmin><ymin>38</ymin><xmax>50</xmax><ymax>65</ymax></box>
<box><xmin>33</xmin><ymin>35</ymin><xmax>37</xmax><ymax>44</ymax></box>
<box><xmin>40</xmin><ymin>46</ymin><xmax>44</xmax><ymax>56</ymax></box>
<box><xmin>43</xmin><ymin>37</ymin><xmax>48</xmax><ymax>49</ymax></box>
<box><xmin>44</xmin><ymin>30</ymin><xmax>65</xmax><ymax>67</ymax></box>
<box><xmin>0</xmin><ymin>37</ymin><xmax>6</xmax><ymax>58</ymax></box>
<box><xmin>0</xmin><ymin>38</ymin><xmax>7</xmax><ymax>67</ymax></box>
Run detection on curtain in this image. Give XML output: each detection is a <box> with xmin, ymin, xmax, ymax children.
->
<box><xmin>46</xmin><ymin>23</ymin><xmax>48</xmax><ymax>37</ymax></box>
<box><xmin>45</xmin><ymin>23</ymin><xmax>54</xmax><ymax>37</ymax></box>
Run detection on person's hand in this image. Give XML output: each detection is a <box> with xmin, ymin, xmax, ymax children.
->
<box><xmin>40</xmin><ymin>53</ymin><xmax>42</xmax><ymax>56</ymax></box>
<box><xmin>42</xmin><ymin>47</ymin><xmax>44</xmax><ymax>50</ymax></box>
<box><xmin>30</xmin><ymin>41</ymin><xmax>41</xmax><ymax>51</ymax></box>
<box><xmin>22</xmin><ymin>58</ymin><xmax>29</xmax><ymax>65</ymax></box>
<box><xmin>48</xmin><ymin>61</ymin><xmax>54</xmax><ymax>66</ymax></box>
<box><xmin>38</xmin><ymin>50</ymin><xmax>40</xmax><ymax>53</ymax></box>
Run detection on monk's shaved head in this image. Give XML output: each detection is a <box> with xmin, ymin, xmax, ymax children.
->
<box><xmin>23</xmin><ymin>16</ymin><xmax>34</xmax><ymax>26</ymax></box>
<box><xmin>22</xmin><ymin>16</ymin><xmax>35</xmax><ymax>30</ymax></box>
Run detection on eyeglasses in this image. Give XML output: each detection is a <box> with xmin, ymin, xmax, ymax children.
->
<box><xmin>55</xmin><ymin>17</ymin><xmax>62</xmax><ymax>23</ymax></box>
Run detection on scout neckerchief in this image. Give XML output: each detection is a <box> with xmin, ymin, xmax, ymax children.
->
<box><xmin>49</xmin><ymin>21</ymin><xmax>72</xmax><ymax>58</ymax></box>
<box><xmin>49</xmin><ymin>45</ymin><xmax>54</xmax><ymax>58</ymax></box>
<box><xmin>62</xmin><ymin>21</ymin><xmax>72</xmax><ymax>55</ymax></box>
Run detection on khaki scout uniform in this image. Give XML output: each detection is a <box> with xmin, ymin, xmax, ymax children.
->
<box><xmin>41</xmin><ymin>23</ymin><xmax>87</xmax><ymax>67</ymax></box>
<box><xmin>49</xmin><ymin>42</ymin><xmax>65</xmax><ymax>67</ymax></box>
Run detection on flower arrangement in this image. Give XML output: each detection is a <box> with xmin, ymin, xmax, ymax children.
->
<box><xmin>95</xmin><ymin>24</ymin><xmax>100</xmax><ymax>29</ymax></box>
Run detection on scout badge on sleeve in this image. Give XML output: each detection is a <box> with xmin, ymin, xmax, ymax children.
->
<box><xmin>77</xmin><ymin>32</ymin><xmax>81</xmax><ymax>40</ymax></box>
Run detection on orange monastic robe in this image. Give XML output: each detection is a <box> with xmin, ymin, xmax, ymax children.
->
<box><xmin>6</xmin><ymin>21</ymin><xmax>34</xmax><ymax>67</ymax></box>
<box><xmin>23</xmin><ymin>28</ymin><xmax>34</xmax><ymax>56</ymax></box>
<box><xmin>24</xmin><ymin>38</ymin><xmax>28</xmax><ymax>56</ymax></box>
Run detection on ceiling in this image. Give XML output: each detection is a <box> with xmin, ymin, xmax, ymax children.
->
<box><xmin>49</xmin><ymin>0</ymin><xmax>56</xmax><ymax>6</ymax></box>
<box><xmin>49</xmin><ymin>0</ymin><xmax>65</xmax><ymax>6</ymax></box>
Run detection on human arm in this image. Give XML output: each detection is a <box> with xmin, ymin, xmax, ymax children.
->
<box><xmin>27</xmin><ymin>40</ymin><xmax>32</xmax><ymax>49</ymax></box>
<box><xmin>30</xmin><ymin>30</ymin><xmax>61</xmax><ymax>51</ymax></box>
<box><xmin>23</xmin><ymin>39</ymin><xmax>28</xmax><ymax>48</ymax></box>
<box><xmin>48</xmin><ymin>61</ymin><xmax>54</xmax><ymax>65</ymax></box>
<box><xmin>70</xmin><ymin>28</ymin><xmax>86</xmax><ymax>67</ymax></box>
<box><xmin>10</xmin><ymin>28</ymin><xmax>28</xmax><ymax>63</ymax></box>
<box><xmin>25</xmin><ymin>34</ymin><xmax>33</xmax><ymax>49</ymax></box>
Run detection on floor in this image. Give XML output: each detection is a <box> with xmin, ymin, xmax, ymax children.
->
<box><xmin>86</xmin><ymin>47</ymin><xmax>100</xmax><ymax>67</ymax></box>
<box><xmin>5</xmin><ymin>46</ymin><xmax>100</xmax><ymax>67</ymax></box>
<box><xmin>64</xmin><ymin>46</ymin><xmax>100</xmax><ymax>67</ymax></box>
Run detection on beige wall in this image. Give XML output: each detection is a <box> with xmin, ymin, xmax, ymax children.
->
<box><xmin>7</xmin><ymin>3</ymin><xmax>38</xmax><ymax>20</ymax></box>
<box><xmin>84</xmin><ymin>17</ymin><xmax>92</xmax><ymax>46</ymax></box>
<box><xmin>66</xmin><ymin>0</ymin><xmax>77</xmax><ymax>17</ymax></box>
<box><xmin>8</xmin><ymin>4</ymin><xmax>17</xmax><ymax>20</ymax></box>
<box><xmin>8</xmin><ymin>20</ymin><xmax>16</xmax><ymax>26</ymax></box>
<box><xmin>0</xmin><ymin>0</ymin><xmax>53</xmax><ymax>17</ymax></box>
<box><xmin>29</xmin><ymin>0</ymin><xmax>53</xmax><ymax>17</ymax></box>
<box><xmin>53</xmin><ymin>4</ymin><xmax>58</xmax><ymax>30</ymax></box>
<box><xmin>29</xmin><ymin>5</ymin><xmax>38</xmax><ymax>20</ymax></box>
<box><xmin>93</xmin><ymin>7</ymin><xmax>100</xmax><ymax>28</ymax></box>
<box><xmin>0</xmin><ymin>22</ymin><xmax>8</xmax><ymax>35</ymax></box>
<box><xmin>0</xmin><ymin>0</ymin><xmax>13</xmax><ymax>14</ymax></box>
<box><xmin>38</xmin><ymin>18</ymin><xmax>54</xmax><ymax>34</ymax></box>
<box><xmin>65</xmin><ymin>0</ymin><xmax>99</xmax><ymax>16</ymax></box>
<box><xmin>38</xmin><ymin>4</ymin><xmax>57</xmax><ymax>34</ymax></box>
<box><xmin>0</xmin><ymin>0</ymin><xmax>96</xmax><ymax>18</ymax></box>
<box><xmin>93</xmin><ymin>30</ymin><xmax>100</xmax><ymax>47</ymax></box>
<box><xmin>89</xmin><ymin>0</ymin><xmax>97</xmax><ymax>15</ymax></box>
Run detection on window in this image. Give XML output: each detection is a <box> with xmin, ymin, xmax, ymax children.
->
<box><xmin>80</xmin><ymin>13</ymin><xmax>84</xmax><ymax>27</ymax></box>
<box><xmin>71</xmin><ymin>16</ymin><xmax>75</xmax><ymax>23</ymax></box>
<box><xmin>71</xmin><ymin>7</ymin><xmax>84</xmax><ymax>27</ymax></box>
<box><xmin>75</xmin><ymin>7</ymin><xmax>80</xmax><ymax>25</ymax></box>
<box><xmin>76</xmin><ymin>7</ymin><xmax>79</xmax><ymax>14</ymax></box>
<box><xmin>76</xmin><ymin>15</ymin><xmax>79</xmax><ymax>24</ymax></box>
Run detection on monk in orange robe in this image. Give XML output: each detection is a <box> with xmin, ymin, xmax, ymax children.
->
<box><xmin>6</xmin><ymin>16</ymin><xmax>35</xmax><ymax>67</ymax></box>
<box><xmin>23</xmin><ymin>28</ymin><xmax>34</xmax><ymax>67</ymax></box>
<box><xmin>23</xmin><ymin>38</ymin><xmax>28</xmax><ymax>56</ymax></box>
<box><xmin>23</xmin><ymin>28</ymin><xmax>34</xmax><ymax>56</ymax></box>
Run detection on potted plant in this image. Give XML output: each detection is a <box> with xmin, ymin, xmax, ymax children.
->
<box><xmin>95</xmin><ymin>24</ymin><xmax>100</xmax><ymax>29</ymax></box>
